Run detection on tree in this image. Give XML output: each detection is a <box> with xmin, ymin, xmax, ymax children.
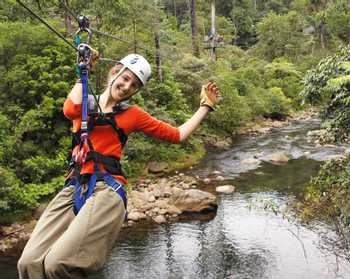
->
<box><xmin>255</xmin><ymin>11</ymin><xmax>307</xmax><ymax>60</ymax></box>
<box><xmin>190</xmin><ymin>0</ymin><xmax>200</xmax><ymax>57</ymax></box>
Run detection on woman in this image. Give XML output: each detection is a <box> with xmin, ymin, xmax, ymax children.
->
<box><xmin>17</xmin><ymin>53</ymin><xmax>219</xmax><ymax>279</ymax></box>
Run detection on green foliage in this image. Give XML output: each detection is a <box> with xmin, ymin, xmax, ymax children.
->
<box><xmin>264</xmin><ymin>59</ymin><xmax>303</xmax><ymax>107</ymax></box>
<box><xmin>326</xmin><ymin>0</ymin><xmax>350</xmax><ymax>44</ymax></box>
<box><xmin>302</xmin><ymin>157</ymin><xmax>350</xmax><ymax>225</ymax></box>
<box><xmin>255</xmin><ymin>11</ymin><xmax>308</xmax><ymax>61</ymax></box>
<box><xmin>0</xmin><ymin>22</ymin><xmax>74</xmax><ymax>213</ymax></box>
<box><xmin>263</xmin><ymin>87</ymin><xmax>292</xmax><ymax>119</ymax></box>
<box><xmin>301</xmin><ymin>46</ymin><xmax>350</xmax><ymax>141</ymax></box>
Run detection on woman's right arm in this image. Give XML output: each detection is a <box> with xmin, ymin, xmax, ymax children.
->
<box><xmin>67</xmin><ymin>82</ymin><xmax>83</xmax><ymax>104</ymax></box>
<box><xmin>63</xmin><ymin>83</ymin><xmax>83</xmax><ymax>120</ymax></box>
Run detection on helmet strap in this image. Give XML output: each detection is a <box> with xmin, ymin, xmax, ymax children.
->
<box><xmin>108</xmin><ymin>66</ymin><xmax>126</xmax><ymax>103</ymax></box>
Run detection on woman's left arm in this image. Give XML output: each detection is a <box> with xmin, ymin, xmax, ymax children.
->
<box><xmin>179</xmin><ymin>106</ymin><xmax>210</xmax><ymax>141</ymax></box>
<box><xmin>178</xmin><ymin>81</ymin><xmax>219</xmax><ymax>141</ymax></box>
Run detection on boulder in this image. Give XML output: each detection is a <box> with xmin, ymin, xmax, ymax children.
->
<box><xmin>129</xmin><ymin>191</ymin><xmax>154</xmax><ymax>212</ymax></box>
<box><xmin>242</xmin><ymin>158</ymin><xmax>260</xmax><ymax>165</ymax></box>
<box><xmin>151</xmin><ymin>178</ymin><xmax>172</xmax><ymax>198</ymax></box>
<box><xmin>203</xmin><ymin>178</ymin><xmax>211</xmax><ymax>184</ymax></box>
<box><xmin>153</xmin><ymin>215</ymin><xmax>167</xmax><ymax>224</ymax></box>
<box><xmin>216</xmin><ymin>185</ymin><xmax>235</xmax><ymax>194</ymax></box>
<box><xmin>169</xmin><ymin>189</ymin><xmax>217</xmax><ymax>213</ymax></box>
<box><xmin>266</xmin><ymin>153</ymin><xmax>289</xmax><ymax>165</ymax></box>
<box><xmin>214</xmin><ymin>175</ymin><xmax>225</xmax><ymax>181</ymax></box>
<box><xmin>127</xmin><ymin>211</ymin><xmax>147</xmax><ymax>222</ymax></box>
<box><xmin>147</xmin><ymin>161</ymin><xmax>169</xmax><ymax>173</ymax></box>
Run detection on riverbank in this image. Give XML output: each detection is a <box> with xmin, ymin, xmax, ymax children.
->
<box><xmin>0</xmin><ymin>108</ymin><xmax>318</xmax><ymax>260</ymax></box>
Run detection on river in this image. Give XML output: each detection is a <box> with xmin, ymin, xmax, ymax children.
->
<box><xmin>2</xmin><ymin>117</ymin><xmax>350</xmax><ymax>278</ymax></box>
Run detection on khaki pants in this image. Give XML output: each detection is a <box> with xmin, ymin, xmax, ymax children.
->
<box><xmin>17</xmin><ymin>181</ymin><xmax>126</xmax><ymax>279</ymax></box>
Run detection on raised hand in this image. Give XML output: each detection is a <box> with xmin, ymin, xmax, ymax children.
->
<box><xmin>200</xmin><ymin>81</ymin><xmax>220</xmax><ymax>111</ymax></box>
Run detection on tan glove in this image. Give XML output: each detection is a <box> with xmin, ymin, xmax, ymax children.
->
<box><xmin>200</xmin><ymin>81</ymin><xmax>219</xmax><ymax>111</ymax></box>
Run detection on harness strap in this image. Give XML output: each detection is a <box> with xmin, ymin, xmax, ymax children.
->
<box><xmin>65</xmin><ymin>172</ymin><xmax>127</xmax><ymax>217</ymax></box>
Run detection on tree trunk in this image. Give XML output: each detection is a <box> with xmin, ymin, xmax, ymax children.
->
<box><xmin>190</xmin><ymin>0</ymin><xmax>200</xmax><ymax>57</ymax></box>
<box><xmin>155</xmin><ymin>30</ymin><xmax>163</xmax><ymax>82</ymax></box>
<box><xmin>154</xmin><ymin>2</ymin><xmax>163</xmax><ymax>83</ymax></box>
<box><xmin>319</xmin><ymin>17</ymin><xmax>326</xmax><ymax>49</ymax></box>
<box><xmin>63</xmin><ymin>0</ymin><xmax>73</xmax><ymax>34</ymax></box>
<box><xmin>133</xmin><ymin>18</ymin><xmax>137</xmax><ymax>53</ymax></box>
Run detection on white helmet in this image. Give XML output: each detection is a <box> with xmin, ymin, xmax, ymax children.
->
<box><xmin>119</xmin><ymin>54</ymin><xmax>151</xmax><ymax>86</ymax></box>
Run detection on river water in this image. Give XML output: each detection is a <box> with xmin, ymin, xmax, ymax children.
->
<box><xmin>2</xmin><ymin>117</ymin><xmax>350</xmax><ymax>278</ymax></box>
<box><xmin>98</xmin><ymin>118</ymin><xmax>350</xmax><ymax>279</ymax></box>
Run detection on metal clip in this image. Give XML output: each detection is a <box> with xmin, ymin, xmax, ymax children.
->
<box><xmin>75</xmin><ymin>15</ymin><xmax>92</xmax><ymax>44</ymax></box>
<box><xmin>77</xmin><ymin>43</ymin><xmax>93</xmax><ymax>65</ymax></box>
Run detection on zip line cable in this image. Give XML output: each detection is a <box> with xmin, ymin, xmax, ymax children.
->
<box><xmin>17</xmin><ymin>0</ymin><xmax>180</xmax><ymax>63</ymax></box>
<box><xmin>16</xmin><ymin>0</ymin><xmax>78</xmax><ymax>51</ymax></box>
<box><xmin>16</xmin><ymin>0</ymin><xmax>120</xmax><ymax>63</ymax></box>
<box><xmin>59</xmin><ymin>0</ymin><xmax>180</xmax><ymax>59</ymax></box>
<box><xmin>60</xmin><ymin>1</ymin><xmax>152</xmax><ymax>54</ymax></box>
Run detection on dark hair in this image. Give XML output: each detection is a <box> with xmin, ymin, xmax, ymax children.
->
<box><xmin>107</xmin><ymin>63</ymin><xmax>143</xmax><ymax>89</ymax></box>
<box><xmin>107</xmin><ymin>63</ymin><xmax>124</xmax><ymax>83</ymax></box>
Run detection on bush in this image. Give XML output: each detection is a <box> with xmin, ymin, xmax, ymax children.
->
<box><xmin>263</xmin><ymin>87</ymin><xmax>292</xmax><ymax>119</ymax></box>
<box><xmin>302</xmin><ymin>157</ymin><xmax>350</xmax><ymax>226</ymax></box>
<box><xmin>264</xmin><ymin>59</ymin><xmax>303</xmax><ymax>107</ymax></box>
<box><xmin>301</xmin><ymin>46</ymin><xmax>350</xmax><ymax>141</ymax></box>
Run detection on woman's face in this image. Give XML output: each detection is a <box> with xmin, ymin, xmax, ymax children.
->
<box><xmin>110</xmin><ymin>68</ymin><xmax>141</xmax><ymax>102</ymax></box>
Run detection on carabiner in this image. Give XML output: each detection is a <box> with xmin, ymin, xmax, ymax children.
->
<box><xmin>75</xmin><ymin>15</ymin><xmax>92</xmax><ymax>44</ymax></box>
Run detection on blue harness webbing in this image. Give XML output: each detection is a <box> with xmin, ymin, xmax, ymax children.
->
<box><xmin>65</xmin><ymin>172</ymin><xmax>127</xmax><ymax>217</ymax></box>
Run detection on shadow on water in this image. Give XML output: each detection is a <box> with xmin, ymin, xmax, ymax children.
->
<box><xmin>235</xmin><ymin>158</ymin><xmax>321</xmax><ymax>197</ymax></box>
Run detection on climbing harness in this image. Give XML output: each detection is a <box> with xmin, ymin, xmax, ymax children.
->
<box><xmin>65</xmin><ymin>16</ymin><xmax>129</xmax><ymax>216</ymax></box>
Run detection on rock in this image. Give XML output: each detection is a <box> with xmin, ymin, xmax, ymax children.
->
<box><xmin>323</xmin><ymin>144</ymin><xmax>336</xmax><ymax>148</ymax></box>
<box><xmin>130</xmin><ymin>191</ymin><xmax>153</xmax><ymax>211</ymax></box>
<box><xmin>171</xmin><ymin>187</ymin><xmax>183</xmax><ymax>195</ymax></box>
<box><xmin>154</xmin><ymin>199</ymin><xmax>169</xmax><ymax>208</ymax></box>
<box><xmin>326</xmin><ymin>155</ymin><xmax>346</xmax><ymax>161</ymax></box>
<box><xmin>211</xmin><ymin>170</ymin><xmax>222</xmax><ymax>175</ymax></box>
<box><xmin>127</xmin><ymin>211</ymin><xmax>147</xmax><ymax>222</ymax></box>
<box><xmin>147</xmin><ymin>161</ymin><xmax>169</xmax><ymax>173</ymax></box>
<box><xmin>271</xmin><ymin>121</ymin><xmax>284</xmax><ymax>128</ymax></box>
<box><xmin>127</xmin><ymin>220</ymin><xmax>135</xmax><ymax>227</ymax></box>
<box><xmin>169</xmin><ymin>189</ymin><xmax>217</xmax><ymax>213</ymax></box>
<box><xmin>203</xmin><ymin>178</ymin><xmax>211</xmax><ymax>184</ymax></box>
<box><xmin>153</xmin><ymin>215</ymin><xmax>167</xmax><ymax>224</ymax></box>
<box><xmin>307</xmin><ymin>130</ymin><xmax>320</xmax><ymax>137</ymax></box>
<box><xmin>242</xmin><ymin>158</ymin><xmax>260</xmax><ymax>165</ymax></box>
<box><xmin>256</xmin><ymin>127</ymin><xmax>271</xmax><ymax>134</ymax></box>
<box><xmin>158</xmin><ymin>208</ymin><xmax>168</xmax><ymax>215</ymax></box>
<box><xmin>266</xmin><ymin>153</ymin><xmax>289</xmax><ymax>165</ymax></box>
<box><xmin>214</xmin><ymin>175</ymin><xmax>225</xmax><ymax>181</ymax></box>
<box><xmin>216</xmin><ymin>185</ymin><xmax>235</xmax><ymax>194</ymax></box>
<box><xmin>165</xmin><ymin>205</ymin><xmax>182</xmax><ymax>215</ymax></box>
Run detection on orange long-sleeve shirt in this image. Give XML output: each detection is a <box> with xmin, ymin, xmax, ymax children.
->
<box><xmin>63</xmin><ymin>98</ymin><xmax>180</xmax><ymax>184</ymax></box>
